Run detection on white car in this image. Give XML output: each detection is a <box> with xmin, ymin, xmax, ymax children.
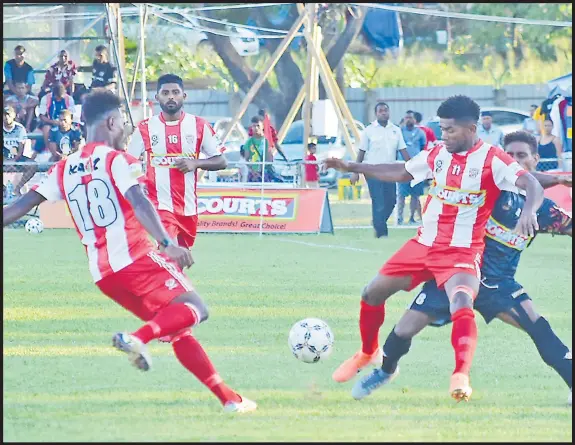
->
<box><xmin>425</xmin><ymin>106</ymin><xmax>531</xmax><ymax>139</ymax></box>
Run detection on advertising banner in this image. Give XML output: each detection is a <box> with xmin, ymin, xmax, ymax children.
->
<box><xmin>38</xmin><ymin>187</ymin><xmax>334</xmax><ymax>234</ymax></box>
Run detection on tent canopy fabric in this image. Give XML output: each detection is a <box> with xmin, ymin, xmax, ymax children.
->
<box><xmin>548</xmin><ymin>72</ymin><xmax>572</xmax><ymax>98</ymax></box>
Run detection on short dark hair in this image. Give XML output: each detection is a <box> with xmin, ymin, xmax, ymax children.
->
<box><xmin>14</xmin><ymin>45</ymin><xmax>25</xmax><ymax>54</ymax></box>
<box><xmin>481</xmin><ymin>111</ymin><xmax>492</xmax><ymax>118</ymax></box>
<box><xmin>95</xmin><ymin>45</ymin><xmax>108</xmax><ymax>53</ymax></box>
<box><xmin>437</xmin><ymin>95</ymin><xmax>480</xmax><ymax>124</ymax></box>
<box><xmin>251</xmin><ymin>116</ymin><xmax>262</xmax><ymax>124</ymax></box>
<box><xmin>157</xmin><ymin>73</ymin><xmax>184</xmax><ymax>92</ymax></box>
<box><xmin>406</xmin><ymin>110</ymin><xmax>415</xmax><ymax>115</ymax></box>
<box><xmin>14</xmin><ymin>81</ymin><xmax>26</xmax><ymax>86</ymax></box>
<box><xmin>530</xmin><ymin>104</ymin><xmax>538</xmax><ymax>108</ymax></box>
<box><xmin>308</xmin><ymin>142</ymin><xmax>316</xmax><ymax>149</ymax></box>
<box><xmin>258</xmin><ymin>109</ymin><xmax>266</xmax><ymax>117</ymax></box>
<box><xmin>82</xmin><ymin>90</ymin><xmax>122</xmax><ymax>125</ymax></box>
<box><xmin>413</xmin><ymin>111</ymin><xmax>423</xmax><ymax>123</ymax></box>
<box><xmin>503</xmin><ymin>131</ymin><xmax>538</xmax><ymax>155</ymax></box>
<box><xmin>374</xmin><ymin>101</ymin><xmax>389</xmax><ymax>113</ymax></box>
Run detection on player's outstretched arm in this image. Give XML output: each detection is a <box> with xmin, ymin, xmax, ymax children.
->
<box><xmin>124</xmin><ymin>185</ymin><xmax>193</xmax><ymax>269</ymax></box>
<box><xmin>530</xmin><ymin>172</ymin><xmax>572</xmax><ymax>190</ymax></box>
<box><xmin>324</xmin><ymin>158</ymin><xmax>413</xmax><ymax>183</ymax></box>
<box><xmin>3</xmin><ymin>191</ymin><xmax>46</xmax><ymax>226</ymax></box>
<box><xmin>514</xmin><ymin>172</ymin><xmax>545</xmax><ymax>237</ymax></box>
<box><xmin>194</xmin><ymin>155</ymin><xmax>227</xmax><ymax>171</ymax></box>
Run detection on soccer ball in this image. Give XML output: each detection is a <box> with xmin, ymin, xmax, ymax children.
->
<box><xmin>288</xmin><ymin>318</ymin><xmax>334</xmax><ymax>364</ymax></box>
<box><xmin>25</xmin><ymin>218</ymin><xmax>44</xmax><ymax>234</ymax></box>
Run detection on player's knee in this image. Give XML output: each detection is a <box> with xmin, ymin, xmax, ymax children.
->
<box><xmin>361</xmin><ymin>286</ymin><xmax>387</xmax><ymax>306</ymax></box>
<box><xmin>172</xmin><ymin>292</ymin><xmax>209</xmax><ymax>323</ymax></box>
<box><xmin>449</xmin><ymin>293</ymin><xmax>473</xmax><ymax>314</ymax></box>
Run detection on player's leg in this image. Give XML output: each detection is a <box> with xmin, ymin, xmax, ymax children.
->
<box><xmin>366</xmin><ymin>177</ymin><xmax>386</xmax><ymax>237</ymax></box>
<box><xmin>175</xmin><ymin>214</ymin><xmax>198</xmax><ymax>250</ymax></box>
<box><xmin>333</xmin><ymin>239</ymin><xmax>431</xmax><ymax>383</ymax></box>
<box><xmin>352</xmin><ymin>280</ymin><xmax>452</xmax><ymax>399</ymax></box>
<box><xmin>495</xmin><ymin>299</ymin><xmax>572</xmax><ymax>403</ymax></box>
<box><xmin>120</xmin><ymin>252</ymin><xmax>256</xmax><ymax>412</ymax></box>
<box><xmin>396</xmin><ymin>183</ymin><xmax>407</xmax><ymax>225</ymax></box>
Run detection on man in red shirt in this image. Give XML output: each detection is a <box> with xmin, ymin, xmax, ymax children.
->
<box><xmin>128</xmin><ymin>74</ymin><xmax>227</xmax><ymax>250</ymax></box>
<box><xmin>304</xmin><ymin>142</ymin><xmax>320</xmax><ymax>188</ymax></box>
<box><xmin>414</xmin><ymin>111</ymin><xmax>437</xmax><ymax>150</ymax></box>
<box><xmin>325</xmin><ymin>95</ymin><xmax>544</xmax><ymax>402</ymax></box>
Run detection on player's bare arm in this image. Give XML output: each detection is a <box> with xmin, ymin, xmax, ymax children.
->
<box><xmin>3</xmin><ymin>190</ymin><xmax>46</xmax><ymax>226</ymax></box>
<box><xmin>124</xmin><ymin>184</ymin><xmax>193</xmax><ymax>269</ymax></box>
<box><xmin>174</xmin><ymin>155</ymin><xmax>227</xmax><ymax>174</ymax></box>
<box><xmin>324</xmin><ymin>158</ymin><xmax>413</xmax><ymax>183</ymax></box>
<box><xmin>514</xmin><ymin>173</ymin><xmax>545</xmax><ymax>237</ymax></box>
<box><xmin>530</xmin><ymin>172</ymin><xmax>572</xmax><ymax>189</ymax></box>
<box><xmin>349</xmin><ymin>149</ymin><xmax>366</xmax><ymax>185</ymax></box>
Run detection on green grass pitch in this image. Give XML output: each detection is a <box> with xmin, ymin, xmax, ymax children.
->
<box><xmin>3</xmin><ymin>201</ymin><xmax>572</xmax><ymax>441</ymax></box>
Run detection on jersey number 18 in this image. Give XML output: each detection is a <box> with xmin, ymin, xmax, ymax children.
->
<box><xmin>68</xmin><ymin>179</ymin><xmax>118</xmax><ymax>231</ymax></box>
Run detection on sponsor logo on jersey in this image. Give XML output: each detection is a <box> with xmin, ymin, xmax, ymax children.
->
<box><xmin>428</xmin><ymin>182</ymin><xmax>486</xmax><ymax>207</ymax></box>
<box><xmin>69</xmin><ymin>157</ymin><xmax>100</xmax><ymax>175</ymax></box>
<box><xmin>150</xmin><ymin>153</ymin><xmax>197</xmax><ymax>168</ymax></box>
<box><xmin>197</xmin><ymin>194</ymin><xmax>297</xmax><ymax>219</ymax></box>
<box><xmin>485</xmin><ymin>216</ymin><xmax>531</xmax><ymax>250</ymax></box>
<box><xmin>165</xmin><ymin>278</ymin><xmax>177</xmax><ymax>290</ymax></box>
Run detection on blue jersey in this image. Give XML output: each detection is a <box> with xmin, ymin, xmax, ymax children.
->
<box><xmin>482</xmin><ymin>191</ymin><xmax>572</xmax><ymax>280</ymax></box>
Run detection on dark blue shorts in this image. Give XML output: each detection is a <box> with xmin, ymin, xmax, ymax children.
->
<box><xmin>409</xmin><ymin>278</ymin><xmax>531</xmax><ymax>327</ymax></box>
<box><xmin>398</xmin><ymin>181</ymin><xmax>425</xmax><ymax>198</ymax></box>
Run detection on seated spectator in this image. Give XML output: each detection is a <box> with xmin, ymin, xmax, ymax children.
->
<box><xmin>37</xmin><ymin>81</ymin><xmax>75</xmax><ymax>149</ymax></box>
<box><xmin>48</xmin><ymin>109</ymin><xmax>83</xmax><ymax>161</ymax></box>
<box><xmin>4</xmin><ymin>81</ymin><xmax>39</xmax><ymax>132</ymax></box>
<box><xmin>41</xmin><ymin>50</ymin><xmax>77</xmax><ymax>96</ymax></box>
<box><xmin>3</xmin><ymin>45</ymin><xmax>36</xmax><ymax>96</ymax></box>
<box><xmin>90</xmin><ymin>45</ymin><xmax>117</xmax><ymax>91</ymax></box>
<box><xmin>3</xmin><ymin>106</ymin><xmax>37</xmax><ymax>197</ymax></box>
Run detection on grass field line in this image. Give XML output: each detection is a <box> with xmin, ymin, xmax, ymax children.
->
<box><xmin>275</xmin><ymin>238</ymin><xmax>377</xmax><ymax>253</ymax></box>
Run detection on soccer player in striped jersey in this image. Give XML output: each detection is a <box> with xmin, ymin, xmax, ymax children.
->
<box><xmin>127</xmin><ymin>74</ymin><xmax>227</xmax><ymax>250</ymax></box>
<box><xmin>324</xmin><ymin>96</ymin><xmax>545</xmax><ymax>401</ymax></box>
<box><xmin>3</xmin><ymin>90</ymin><xmax>256</xmax><ymax>413</ymax></box>
<box><xmin>354</xmin><ymin>131</ymin><xmax>572</xmax><ymax>406</ymax></box>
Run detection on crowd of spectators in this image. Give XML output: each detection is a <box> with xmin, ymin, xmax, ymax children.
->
<box><xmin>3</xmin><ymin>44</ymin><xmax>118</xmax><ymax>198</ymax></box>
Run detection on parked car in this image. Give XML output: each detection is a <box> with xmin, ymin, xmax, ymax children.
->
<box><xmin>425</xmin><ymin>106</ymin><xmax>530</xmax><ymax>140</ymax></box>
<box><xmin>273</xmin><ymin>119</ymin><xmax>366</xmax><ymax>187</ymax></box>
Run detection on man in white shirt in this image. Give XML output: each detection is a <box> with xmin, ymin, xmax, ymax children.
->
<box><xmin>477</xmin><ymin>111</ymin><xmax>504</xmax><ymax>148</ymax></box>
<box><xmin>351</xmin><ymin>102</ymin><xmax>410</xmax><ymax>237</ymax></box>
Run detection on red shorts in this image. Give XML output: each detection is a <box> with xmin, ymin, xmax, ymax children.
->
<box><xmin>380</xmin><ymin>238</ymin><xmax>483</xmax><ymax>291</ymax></box>
<box><xmin>96</xmin><ymin>251</ymin><xmax>194</xmax><ymax>321</ymax></box>
<box><xmin>159</xmin><ymin>211</ymin><xmax>198</xmax><ymax>249</ymax></box>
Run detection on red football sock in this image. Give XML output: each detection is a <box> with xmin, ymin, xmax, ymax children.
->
<box><xmin>359</xmin><ymin>300</ymin><xmax>386</xmax><ymax>355</ymax></box>
<box><xmin>451</xmin><ymin>307</ymin><xmax>478</xmax><ymax>376</ymax></box>
<box><xmin>172</xmin><ymin>334</ymin><xmax>241</xmax><ymax>405</ymax></box>
<box><xmin>131</xmin><ymin>303</ymin><xmax>199</xmax><ymax>344</ymax></box>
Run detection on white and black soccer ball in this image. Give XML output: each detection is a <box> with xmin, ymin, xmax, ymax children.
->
<box><xmin>25</xmin><ymin>218</ymin><xmax>44</xmax><ymax>234</ymax></box>
<box><xmin>288</xmin><ymin>318</ymin><xmax>334</xmax><ymax>364</ymax></box>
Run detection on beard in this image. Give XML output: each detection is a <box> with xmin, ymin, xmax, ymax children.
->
<box><xmin>159</xmin><ymin>100</ymin><xmax>183</xmax><ymax>115</ymax></box>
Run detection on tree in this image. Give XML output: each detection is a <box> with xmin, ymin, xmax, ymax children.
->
<box><xmin>201</xmin><ymin>4</ymin><xmax>367</xmax><ymax>126</ymax></box>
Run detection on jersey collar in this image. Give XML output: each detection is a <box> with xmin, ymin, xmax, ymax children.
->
<box><xmin>159</xmin><ymin>111</ymin><xmax>186</xmax><ymax>125</ymax></box>
<box><xmin>453</xmin><ymin>139</ymin><xmax>484</xmax><ymax>157</ymax></box>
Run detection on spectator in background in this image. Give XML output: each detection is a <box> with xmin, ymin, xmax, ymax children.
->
<box><xmin>477</xmin><ymin>111</ymin><xmax>504</xmax><ymax>147</ymax></box>
<box><xmin>248</xmin><ymin>108</ymin><xmax>288</xmax><ymax>162</ymax></box>
<box><xmin>3</xmin><ymin>45</ymin><xmax>36</xmax><ymax>96</ymax></box>
<box><xmin>3</xmin><ymin>106</ymin><xmax>37</xmax><ymax>197</ymax></box>
<box><xmin>4</xmin><ymin>81</ymin><xmax>39</xmax><ymax>132</ymax></box>
<box><xmin>305</xmin><ymin>142</ymin><xmax>319</xmax><ymax>188</ymax></box>
<box><xmin>522</xmin><ymin>104</ymin><xmax>540</xmax><ymax>137</ymax></box>
<box><xmin>413</xmin><ymin>111</ymin><xmax>436</xmax><ymax>150</ymax></box>
<box><xmin>537</xmin><ymin>119</ymin><xmax>563</xmax><ymax>172</ymax></box>
<box><xmin>37</xmin><ymin>81</ymin><xmax>75</xmax><ymax>149</ymax></box>
<box><xmin>41</xmin><ymin>50</ymin><xmax>77</xmax><ymax>96</ymax></box>
<box><xmin>90</xmin><ymin>45</ymin><xmax>117</xmax><ymax>91</ymax></box>
<box><xmin>397</xmin><ymin>110</ymin><xmax>426</xmax><ymax>225</ymax></box>
<box><xmin>353</xmin><ymin>102</ymin><xmax>409</xmax><ymax>238</ymax></box>
<box><xmin>245</xmin><ymin>116</ymin><xmax>277</xmax><ymax>182</ymax></box>
<box><xmin>48</xmin><ymin>109</ymin><xmax>83</xmax><ymax>161</ymax></box>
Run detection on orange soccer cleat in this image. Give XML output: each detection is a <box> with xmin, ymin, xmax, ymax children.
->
<box><xmin>332</xmin><ymin>349</ymin><xmax>383</xmax><ymax>383</ymax></box>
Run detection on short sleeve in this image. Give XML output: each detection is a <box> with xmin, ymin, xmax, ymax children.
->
<box><xmin>26</xmin><ymin>70</ymin><xmax>35</xmax><ymax>85</ymax></box>
<box><xmin>396</xmin><ymin>131</ymin><xmax>407</xmax><ymax>151</ymax></box>
<box><xmin>38</xmin><ymin>96</ymin><xmax>48</xmax><ymax>116</ymax></box>
<box><xmin>111</xmin><ymin>153</ymin><xmax>144</xmax><ymax>197</ymax></box>
<box><xmin>126</xmin><ymin>126</ymin><xmax>145</xmax><ymax>159</ymax></box>
<box><xmin>4</xmin><ymin>62</ymin><xmax>12</xmax><ymax>80</ymax></box>
<box><xmin>34</xmin><ymin>163</ymin><xmax>63</xmax><ymax>202</ymax></box>
<box><xmin>18</xmin><ymin>126</ymin><xmax>28</xmax><ymax>143</ymax></box>
<box><xmin>491</xmin><ymin>149</ymin><xmax>527</xmax><ymax>192</ymax></box>
<box><xmin>404</xmin><ymin>149</ymin><xmax>433</xmax><ymax>185</ymax></box>
<box><xmin>537</xmin><ymin>198</ymin><xmax>572</xmax><ymax>235</ymax></box>
<box><xmin>359</xmin><ymin>129</ymin><xmax>369</xmax><ymax>152</ymax></box>
<box><xmin>200</xmin><ymin>122</ymin><xmax>224</xmax><ymax>158</ymax></box>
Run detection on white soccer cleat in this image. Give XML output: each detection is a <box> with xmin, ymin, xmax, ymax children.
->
<box><xmin>223</xmin><ymin>396</ymin><xmax>258</xmax><ymax>414</ymax></box>
<box><xmin>112</xmin><ymin>332</ymin><xmax>152</xmax><ymax>371</ymax></box>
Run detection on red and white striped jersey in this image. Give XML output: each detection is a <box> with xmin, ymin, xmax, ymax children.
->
<box><xmin>33</xmin><ymin>143</ymin><xmax>154</xmax><ymax>282</ymax></box>
<box><xmin>405</xmin><ymin>140</ymin><xmax>527</xmax><ymax>249</ymax></box>
<box><xmin>126</xmin><ymin>112</ymin><xmax>224</xmax><ymax>216</ymax></box>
